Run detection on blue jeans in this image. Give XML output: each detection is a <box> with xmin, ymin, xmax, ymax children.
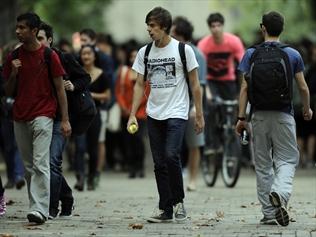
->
<box><xmin>0</xmin><ymin>116</ymin><xmax>24</xmax><ymax>182</ymax></box>
<box><xmin>147</xmin><ymin>117</ymin><xmax>187</xmax><ymax>215</ymax></box>
<box><xmin>50</xmin><ymin>121</ymin><xmax>73</xmax><ymax>213</ymax></box>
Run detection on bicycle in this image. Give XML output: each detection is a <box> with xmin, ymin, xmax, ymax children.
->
<box><xmin>201</xmin><ymin>97</ymin><xmax>242</xmax><ymax>188</ymax></box>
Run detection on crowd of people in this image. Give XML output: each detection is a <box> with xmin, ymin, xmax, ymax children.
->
<box><xmin>0</xmin><ymin>7</ymin><xmax>315</xmax><ymax>227</ymax></box>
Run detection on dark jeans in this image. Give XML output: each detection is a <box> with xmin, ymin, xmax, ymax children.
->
<box><xmin>0</xmin><ymin>116</ymin><xmax>24</xmax><ymax>182</ymax></box>
<box><xmin>147</xmin><ymin>116</ymin><xmax>187</xmax><ymax>215</ymax></box>
<box><xmin>0</xmin><ymin>176</ymin><xmax>4</xmax><ymax>195</ymax></box>
<box><xmin>122</xmin><ymin>118</ymin><xmax>145</xmax><ymax>174</ymax></box>
<box><xmin>50</xmin><ymin>121</ymin><xmax>73</xmax><ymax>212</ymax></box>
<box><xmin>74</xmin><ymin>110</ymin><xmax>101</xmax><ymax>178</ymax></box>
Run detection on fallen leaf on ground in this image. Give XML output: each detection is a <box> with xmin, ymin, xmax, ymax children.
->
<box><xmin>240</xmin><ymin>205</ymin><xmax>247</xmax><ymax>208</ymax></box>
<box><xmin>26</xmin><ymin>227</ymin><xmax>43</xmax><ymax>230</ymax></box>
<box><xmin>216</xmin><ymin>211</ymin><xmax>224</xmax><ymax>218</ymax></box>
<box><xmin>0</xmin><ymin>234</ymin><xmax>15</xmax><ymax>237</ymax></box>
<box><xmin>128</xmin><ymin>223</ymin><xmax>143</xmax><ymax>229</ymax></box>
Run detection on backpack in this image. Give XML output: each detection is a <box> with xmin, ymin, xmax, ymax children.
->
<box><xmin>246</xmin><ymin>43</ymin><xmax>293</xmax><ymax>110</ymax></box>
<box><xmin>11</xmin><ymin>46</ymin><xmax>97</xmax><ymax>135</ymax></box>
<box><xmin>143</xmin><ymin>41</ymin><xmax>191</xmax><ymax>98</ymax></box>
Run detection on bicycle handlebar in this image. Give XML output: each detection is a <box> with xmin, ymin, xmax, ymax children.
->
<box><xmin>211</xmin><ymin>96</ymin><xmax>238</xmax><ymax>106</ymax></box>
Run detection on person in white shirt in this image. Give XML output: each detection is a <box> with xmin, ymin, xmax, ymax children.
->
<box><xmin>127</xmin><ymin>6</ymin><xmax>204</xmax><ymax>223</ymax></box>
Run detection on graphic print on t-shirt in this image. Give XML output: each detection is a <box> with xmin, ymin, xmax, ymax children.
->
<box><xmin>207</xmin><ymin>52</ymin><xmax>231</xmax><ymax>77</ymax></box>
<box><xmin>147</xmin><ymin>57</ymin><xmax>176</xmax><ymax>89</ymax></box>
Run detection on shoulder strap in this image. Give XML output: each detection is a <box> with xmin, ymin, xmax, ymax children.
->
<box><xmin>43</xmin><ymin>47</ymin><xmax>55</xmax><ymax>89</ymax></box>
<box><xmin>44</xmin><ymin>47</ymin><xmax>53</xmax><ymax>67</ymax></box>
<box><xmin>143</xmin><ymin>42</ymin><xmax>153</xmax><ymax>81</ymax></box>
<box><xmin>178</xmin><ymin>42</ymin><xmax>187</xmax><ymax>75</ymax></box>
<box><xmin>276</xmin><ymin>43</ymin><xmax>289</xmax><ymax>49</ymax></box>
<box><xmin>178</xmin><ymin>42</ymin><xmax>190</xmax><ymax>89</ymax></box>
<box><xmin>11</xmin><ymin>47</ymin><xmax>20</xmax><ymax>60</ymax></box>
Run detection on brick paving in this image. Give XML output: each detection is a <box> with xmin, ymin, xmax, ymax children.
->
<box><xmin>0</xmin><ymin>168</ymin><xmax>315</xmax><ymax>237</ymax></box>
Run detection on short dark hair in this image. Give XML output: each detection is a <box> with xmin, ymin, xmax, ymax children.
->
<box><xmin>207</xmin><ymin>12</ymin><xmax>225</xmax><ymax>26</ymax></box>
<box><xmin>145</xmin><ymin>7</ymin><xmax>172</xmax><ymax>34</ymax></box>
<box><xmin>97</xmin><ymin>33</ymin><xmax>114</xmax><ymax>45</ymax></box>
<box><xmin>17</xmin><ymin>12</ymin><xmax>41</xmax><ymax>31</ymax></box>
<box><xmin>80</xmin><ymin>28</ymin><xmax>97</xmax><ymax>41</ymax></box>
<box><xmin>39</xmin><ymin>21</ymin><xmax>54</xmax><ymax>45</ymax></box>
<box><xmin>262</xmin><ymin>11</ymin><xmax>284</xmax><ymax>37</ymax></box>
<box><xmin>172</xmin><ymin>16</ymin><xmax>194</xmax><ymax>41</ymax></box>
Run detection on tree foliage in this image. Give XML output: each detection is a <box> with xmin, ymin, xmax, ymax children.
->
<box><xmin>212</xmin><ymin>0</ymin><xmax>315</xmax><ymax>45</ymax></box>
<box><xmin>18</xmin><ymin>0</ymin><xmax>112</xmax><ymax>39</ymax></box>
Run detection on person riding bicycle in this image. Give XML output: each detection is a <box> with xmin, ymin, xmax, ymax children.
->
<box><xmin>197</xmin><ymin>12</ymin><xmax>245</xmax><ymax>152</ymax></box>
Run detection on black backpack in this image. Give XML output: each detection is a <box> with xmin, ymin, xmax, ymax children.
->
<box><xmin>143</xmin><ymin>41</ymin><xmax>191</xmax><ymax>97</ymax></box>
<box><xmin>11</xmin><ymin>46</ymin><xmax>97</xmax><ymax>135</ymax></box>
<box><xmin>246</xmin><ymin>43</ymin><xmax>293</xmax><ymax>110</ymax></box>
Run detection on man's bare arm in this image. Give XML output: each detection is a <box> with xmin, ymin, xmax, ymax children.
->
<box><xmin>53</xmin><ymin>76</ymin><xmax>72</xmax><ymax>136</ymax></box>
<box><xmin>295</xmin><ymin>71</ymin><xmax>313</xmax><ymax>120</ymax></box>
<box><xmin>188</xmin><ymin>68</ymin><xmax>205</xmax><ymax>134</ymax></box>
<box><xmin>127</xmin><ymin>73</ymin><xmax>145</xmax><ymax>128</ymax></box>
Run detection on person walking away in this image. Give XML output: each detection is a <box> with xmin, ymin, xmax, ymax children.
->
<box><xmin>236</xmin><ymin>11</ymin><xmax>313</xmax><ymax>226</ymax></box>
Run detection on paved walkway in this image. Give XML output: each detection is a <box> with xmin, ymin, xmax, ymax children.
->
<box><xmin>0</xmin><ymin>168</ymin><xmax>315</xmax><ymax>237</ymax></box>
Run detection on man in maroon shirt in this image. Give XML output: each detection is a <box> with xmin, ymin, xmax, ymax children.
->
<box><xmin>3</xmin><ymin>12</ymin><xmax>71</xmax><ymax>224</ymax></box>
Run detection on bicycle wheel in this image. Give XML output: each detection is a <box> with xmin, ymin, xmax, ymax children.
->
<box><xmin>221</xmin><ymin>136</ymin><xmax>241</xmax><ymax>188</ymax></box>
<box><xmin>201</xmin><ymin>149</ymin><xmax>219</xmax><ymax>187</ymax></box>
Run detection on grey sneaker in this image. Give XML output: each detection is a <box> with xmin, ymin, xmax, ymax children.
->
<box><xmin>27</xmin><ymin>211</ymin><xmax>46</xmax><ymax>224</ymax></box>
<box><xmin>147</xmin><ymin>208</ymin><xmax>173</xmax><ymax>223</ymax></box>
<box><xmin>269</xmin><ymin>192</ymin><xmax>289</xmax><ymax>226</ymax></box>
<box><xmin>260</xmin><ymin>217</ymin><xmax>278</xmax><ymax>225</ymax></box>
<box><xmin>174</xmin><ymin>202</ymin><xmax>187</xmax><ymax>222</ymax></box>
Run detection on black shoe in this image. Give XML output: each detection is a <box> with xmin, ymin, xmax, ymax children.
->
<box><xmin>269</xmin><ymin>192</ymin><xmax>289</xmax><ymax>226</ymax></box>
<box><xmin>74</xmin><ymin>175</ymin><xmax>84</xmax><ymax>191</ymax></box>
<box><xmin>128</xmin><ymin>172</ymin><xmax>136</xmax><ymax>179</ymax></box>
<box><xmin>87</xmin><ymin>176</ymin><xmax>96</xmax><ymax>191</ymax></box>
<box><xmin>147</xmin><ymin>209</ymin><xmax>173</xmax><ymax>223</ymax></box>
<box><xmin>15</xmin><ymin>179</ymin><xmax>25</xmax><ymax>190</ymax></box>
<box><xmin>27</xmin><ymin>211</ymin><xmax>46</xmax><ymax>224</ymax></box>
<box><xmin>60</xmin><ymin>197</ymin><xmax>74</xmax><ymax>217</ymax></box>
<box><xmin>138</xmin><ymin>170</ymin><xmax>145</xmax><ymax>178</ymax></box>
<box><xmin>48</xmin><ymin>208</ymin><xmax>59</xmax><ymax>220</ymax></box>
<box><xmin>4</xmin><ymin>180</ymin><xmax>15</xmax><ymax>189</ymax></box>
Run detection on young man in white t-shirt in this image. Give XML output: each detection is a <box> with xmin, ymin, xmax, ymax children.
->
<box><xmin>127</xmin><ymin>7</ymin><xmax>204</xmax><ymax>223</ymax></box>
